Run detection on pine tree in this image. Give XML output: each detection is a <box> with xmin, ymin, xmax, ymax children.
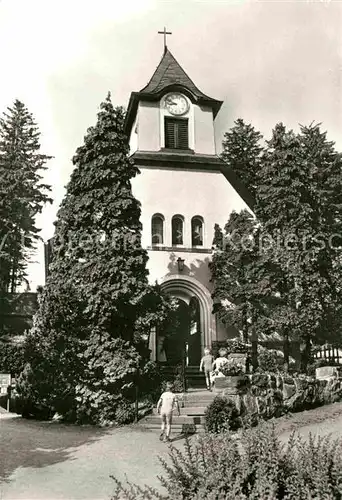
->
<box><xmin>21</xmin><ymin>94</ymin><xmax>173</xmax><ymax>423</ymax></box>
<box><xmin>50</xmin><ymin>94</ymin><xmax>150</xmax><ymax>340</ymax></box>
<box><xmin>221</xmin><ymin>118</ymin><xmax>263</xmax><ymax>197</ymax></box>
<box><xmin>0</xmin><ymin>100</ymin><xmax>52</xmax><ymax>294</ymax></box>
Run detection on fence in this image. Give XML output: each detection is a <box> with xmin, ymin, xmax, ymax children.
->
<box><xmin>314</xmin><ymin>345</ymin><xmax>342</xmax><ymax>364</ymax></box>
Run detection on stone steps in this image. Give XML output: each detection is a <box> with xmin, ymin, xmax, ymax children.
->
<box><xmin>185</xmin><ymin>367</ymin><xmax>207</xmax><ymax>388</ymax></box>
<box><xmin>144</xmin><ymin>415</ymin><xmax>206</xmax><ymax>425</ymax></box>
<box><xmin>141</xmin><ymin>388</ymin><xmax>215</xmax><ymax>434</ymax></box>
<box><xmin>142</xmin><ymin>415</ymin><xmax>206</xmax><ymax>434</ymax></box>
<box><xmin>152</xmin><ymin>406</ymin><xmax>207</xmax><ymax>415</ymax></box>
<box><xmin>182</xmin><ymin>393</ymin><xmax>216</xmax><ymax>405</ymax></box>
<box><xmin>159</xmin><ymin>366</ymin><xmax>208</xmax><ymax>389</ymax></box>
<box><xmin>180</xmin><ymin>400</ymin><xmax>212</xmax><ymax>407</ymax></box>
<box><xmin>145</xmin><ymin>424</ymin><xmax>206</xmax><ymax>434</ymax></box>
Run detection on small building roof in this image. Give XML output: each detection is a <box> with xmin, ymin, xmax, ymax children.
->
<box><xmin>140</xmin><ymin>48</ymin><xmax>215</xmax><ymax>100</ymax></box>
<box><xmin>124</xmin><ymin>48</ymin><xmax>223</xmax><ymax>136</ymax></box>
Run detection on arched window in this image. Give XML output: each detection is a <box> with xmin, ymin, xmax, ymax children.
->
<box><xmin>151</xmin><ymin>214</ymin><xmax>164</xmax><ymax>245</ymax></box>
<box><xmin>191</xmin><ymin>216</ymin><xmax>203</xmax><ymax>246</ymax></box>
<box><xmin>172</xmin><ymin>215</ymin><xmax>184</xmax><ymax>245</ymax></box>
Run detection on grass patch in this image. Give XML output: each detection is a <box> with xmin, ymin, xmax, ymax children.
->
<box><xmin>273</xmin><ymin>401</ymin><xmax>342</xmax><ymax>436</ymax></box>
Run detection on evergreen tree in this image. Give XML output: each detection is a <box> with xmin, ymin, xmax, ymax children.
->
<box><xmin>0</xmin><ymin>100</ymin><xmax>52</xmax><ymax>294</ymax></box>
<box><xmin>50</xmin><ymin>94</ymin><xmax>149</xmax><ymax>340</ymax></box>
<box><xmin>20</xmin><ymin>95</ymin><xmax>174</xmax><ymax>423</ymax></box>
<box><xmin>221</xmin><ymin>118</ymin><xmax>263</xmax><ymax>197</ymax></box>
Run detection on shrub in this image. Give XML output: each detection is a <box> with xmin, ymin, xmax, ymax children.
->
<box><xmin>0</xmin><ymin>394</ymin><xmax>24</xmax><ymax>413</ymax></box>
<box><xmin>204</xmin><ymin>396</ymin><xmax>241</xmax><ymax>433</ymax></box>
<box><xmin>226</xmin><ymin>338</ymin><xmax>249</xmax><ymax>354</ymax></box>
<box><xmin>16</xmin><ymin>362</ymin><xmax>62</xmax><ymax>420</ymax></box>
<box><xmin>111</xmin><ymin>424</ymin><xmax>342</xmax><ymax>499</ymax></box>
<box><xmin>0</xmin><ymin>341</ymin><xmax>26</xmax><ymax>377</ymax></box>
<box><xmin>139</xmin><ymin>361</ymin><xmax>163</xmax><ymax>403</ymax></box>
<box><xmin>173</xmin><ymin>365</ymin><xmax>187</xmax><ymax>393</ymax></box>
<box><xmin>257</xmin><ymin>348</ymin><xmax>281</xmax><ymax>373</ymax></box>
<box><xmin>75</xmin><ymin>334</ymin><xmax>140</xmax><ymax>425</ymax></box>
<box><xmin>160</xmin><ymin>365</ymin><xmax>186</xmax><ymax>394</ymax></box>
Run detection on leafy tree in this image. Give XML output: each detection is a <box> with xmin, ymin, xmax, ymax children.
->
<box><xmin>255</xmin><ymin>124</ymin><xmax>314</xmax><ymax>368</ymax></box>
<box><xmin>210</xmin><ymin>210</ymin><xmax>263</xmax><ymax>369</ymax></box>
<box><xmin>22</xmin><ymin>94</ymin><xmax>174</xmax><ymax>423</ymax></box>
<box><xmin>256</xmin><ymin>123</ymin><xmax>342</xmax><ymax>370</ymax></box>
<box><xmin>298</xmin><ymin>123</ymin><xmax>342</xmax><ymax>367</ymax></box>
<box><xmin>216</xmin><ymin>120</ymin><xmax>342</xmax><ymax>372</ymax></box>
<box><xmin>0</xmin><ymin>100</ymin><xmax>52</xmax><ymax>294</ymax></box>
<box><xmin>221</xmin><ymin>118</ymin><xmax>263</xmax><ymax>197</ymax></box>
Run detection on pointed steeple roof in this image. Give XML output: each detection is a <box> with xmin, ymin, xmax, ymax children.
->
<box><xmin>139</xmin><ymin>48</ymin><xmax>212</xmax><ymax>100</ymax></box>
<box><xmin>124</xmin><ymin>48</ymin><xmax>222</xmax><ymax>136</ymax></box>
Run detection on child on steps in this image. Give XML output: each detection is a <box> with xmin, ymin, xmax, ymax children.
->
<box><xmin>156</xmin><ymin>382</ymin><xmax>180</xmax><ymax>442</ymax></box>
<box><xmin>199</xmin><ymin>348</ymin><xmax>214</xmax><ymax>391</ymax></box>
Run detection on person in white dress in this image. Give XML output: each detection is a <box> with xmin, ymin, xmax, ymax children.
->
<box><xmin>212</xmin><ymin>348</ymin><xmax>229</xmax><ymax>385</ymax></box>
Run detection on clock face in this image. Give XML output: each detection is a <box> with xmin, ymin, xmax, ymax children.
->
<box><xmin>164</xmin><ymin>93</ymin><xmax>189</xmax><ymax>116</ymax></box>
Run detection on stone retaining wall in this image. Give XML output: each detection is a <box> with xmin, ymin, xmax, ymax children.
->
<box><xmin>216</xmin><ymin>370</ymin><xmax>342</xmax><ymax>420</ymax></box>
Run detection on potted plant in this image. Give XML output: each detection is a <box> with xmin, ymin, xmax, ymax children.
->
<box><xmin>226</xmin><ymin>338</ymin><xmax>250</xmax><ymax>372</ymax></box>
<box><xmin>213</xmin><ymin>358</ymin><xmax>246</xmax><ymax>394</ymax></box>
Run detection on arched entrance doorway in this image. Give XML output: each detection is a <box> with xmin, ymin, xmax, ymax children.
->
<box><xmin>157</xmin><ymin>297</ymin><xmax>202</xmax><ymax>366</ymax></box>
<box><xmin>159</xmin><ymin>298</ymin><xmax>190</xmax><ymax>365</ymax></box>
<box><xmin>157</xmin><ymin>275</ymin><xmax>215</xmax><ymax>366</ymax></box>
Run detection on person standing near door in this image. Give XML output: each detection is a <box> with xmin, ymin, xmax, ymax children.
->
<box><xmin>199</xmin><ymin>348</ymin><xmax>214</xmax><ymax>391</ymax></box>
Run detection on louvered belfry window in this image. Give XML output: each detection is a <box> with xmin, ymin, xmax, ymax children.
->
<box><xmin>164</xmin><ymin>117</ymin><xmax>189</xmax><ymax>150</ymax></box>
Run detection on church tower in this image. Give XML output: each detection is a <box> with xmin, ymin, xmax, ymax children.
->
<box><xmin>124</xmin><ymin>44</ymin><xmax>253</xmax><ymax>366</ymax></box>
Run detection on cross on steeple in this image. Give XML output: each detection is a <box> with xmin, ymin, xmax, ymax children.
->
<box><xmin>158</xmin><ymin>27</ymin><xmax>172</xmax><ymax>53</ymax></box>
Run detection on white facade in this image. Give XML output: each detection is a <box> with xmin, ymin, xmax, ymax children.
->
<box><xmin>129</xmin><ymin>99</ymin><xmax>215</xmax><ymax>156</ymax></box>
<box><xmin>125</xmin><ymin>49</ymin><xmax>253</xmax><ymax>363</ymax></box>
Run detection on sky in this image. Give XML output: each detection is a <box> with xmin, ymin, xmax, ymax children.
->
<box><xmin>0</xmin><ymin>0</ymin><xmax>341</xmax><ymax>290</ymax></box>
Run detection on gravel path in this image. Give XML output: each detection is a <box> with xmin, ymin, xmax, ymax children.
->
<box><xmin>0</xmin><ymin>415</ymin><xmax>171</xmax><ymax>500</ymax></box>
<box><xmin>2</xmin><ymin>403</ymin><xmax>342</xmax><ymax>500</ymax></box>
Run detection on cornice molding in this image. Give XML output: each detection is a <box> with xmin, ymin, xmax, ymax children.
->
<box><xmin>132</xmin><ymin>151</ymin><xmax>224</xmax><ymax>171</ymax></box>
